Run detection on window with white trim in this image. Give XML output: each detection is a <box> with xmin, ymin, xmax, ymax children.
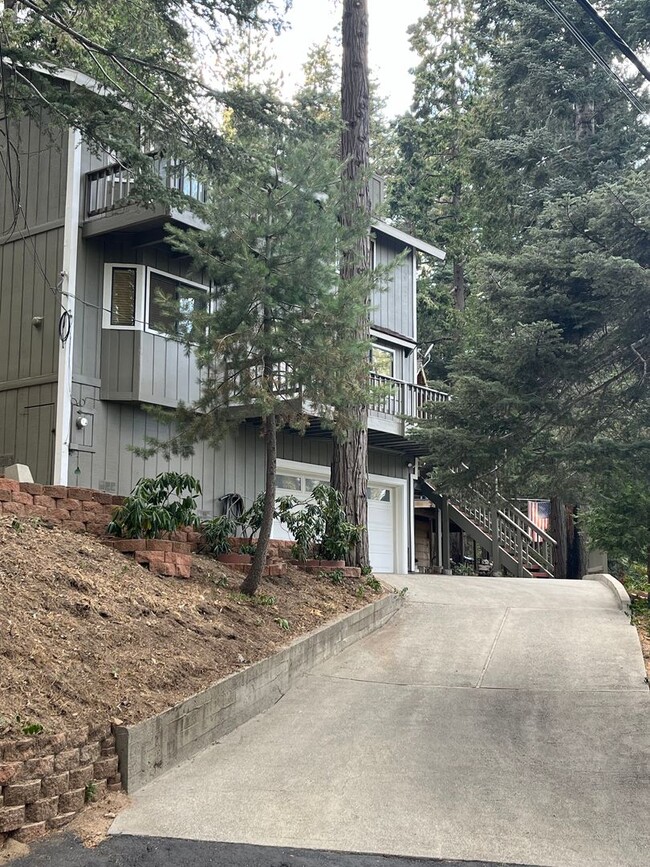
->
<box><xmin>147</xmin><ymin>270</ymin><xmax>207</xmax><ymax>339</ymax></box>
<box><xmin>370</xmin><ymin>344</ymin><xmax>395</xmax><ymax>377</ymax></box>
<box><xmin>103</xmin><ymin>264</ymin><xmax>145</xmax><ymax>330</ymax></box>
<box><xmin>103</xmin><ymin>264</ymin><xmax>208</xmax><ymax>335</ymax></box>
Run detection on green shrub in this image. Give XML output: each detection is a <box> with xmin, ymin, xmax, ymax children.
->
<box><xmin>107</xmin><ymin>472</ymin><xmax>201</xmax><ymax>539</ymax></box>
<box><xmin>275</xmin><ymin>484</ymin><xmax>361</xmax><ymax>562</ymax></box>
<box><xmin>201</xmin><ymin>514</ymin><xmax>236</xmax><ymax>555</ymax></box>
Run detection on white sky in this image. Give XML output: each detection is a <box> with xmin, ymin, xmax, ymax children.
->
<box><xmin>272</xmin><ymin>0</ymin><xmax>429</xmax><ymax>117</ymax></box>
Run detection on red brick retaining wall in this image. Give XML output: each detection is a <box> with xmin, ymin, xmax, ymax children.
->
<box><xmin>0</xmin><ymin>478</ymin><xmax>361</xmax><ymax>580</ymax></box>
<box><xmin>0</xmin><ymin>724</ymin><xmax>121</xmax><ymax>845</ymax></box>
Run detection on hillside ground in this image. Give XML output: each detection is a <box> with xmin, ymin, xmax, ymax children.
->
<box><xmin>0</xmin><ymin>515</ymin><xmax>385</xmax><ymax>737</ymax></box>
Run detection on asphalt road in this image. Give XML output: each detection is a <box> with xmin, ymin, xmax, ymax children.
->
<box><xmin>13</xmin><ymin>835</ymin><xmax>546</xmax><ymax>867</ymax></box>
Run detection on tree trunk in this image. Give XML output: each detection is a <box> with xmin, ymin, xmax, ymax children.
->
<box><xmin>331</xmin><ymin>425</ymin><xmax>368</xmax><ymax>566</ymax></box>
<box><xmin>240</xmin><ymin>412</ymin><xmax>276</xmax><ymax>595</ymax></box>
<box><xmin>550</xmin><ymin>495</ymin><xmax>568</xmax><ymax>580</ymax></box>
<box><xmin>451</xmin><ymin>180</ymin><xmax>466</xmax><ymax>311</ymax></box>
<box><xmin>241</xmin><ymin>304</ymin><xmax>276</xmax><ymax>596</ymax></box>
<box><xmin>331</xmin><ymin>0</ymin><xmax>371</xmax><ymax>569</ymax></box>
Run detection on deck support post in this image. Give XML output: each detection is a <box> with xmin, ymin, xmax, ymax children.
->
<box><xmin>491</xmin><ymin>505</ymin><xmax>501</xmax><ymax>576</ymax></box>
<box><xmin>440</xmin><ymin>497</ymin><xmax>452</xmax><ymax>574</ymax></box>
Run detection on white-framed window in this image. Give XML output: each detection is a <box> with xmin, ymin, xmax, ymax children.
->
<box><xmin>103</xmin><ymin>264</ymin><xmax>208</xmax><ymax>336</ymax></box>
<box><xmin>146</xmin><ymin>268</ymin><xmax>208</xmax><ymax>339</ymax></box>
<box><xmin>370</xmin><ymin>344</ymin><xmax>395</xmax><ymax>377</ymax></box>
<box><xmin>103</xmin><ymin>263</ymin><xmax>145</xmax><ymax>329</ymax></box>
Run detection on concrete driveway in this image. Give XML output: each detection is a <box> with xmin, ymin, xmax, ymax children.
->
<box><xmin>112</xmin><ymin>575</ymin><xmax>649</xmax><ymax>867</ymax></box>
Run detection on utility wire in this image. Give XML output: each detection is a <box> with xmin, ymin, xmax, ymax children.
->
<box><xmin>540</xmin><ymin>0</ymin><xmax>646</xmax><ymax>113</ymax></box>
<box><xmin>570</xmin><ymin>0</ymin><xmax>650</xmax><ymax>82</ymax></box>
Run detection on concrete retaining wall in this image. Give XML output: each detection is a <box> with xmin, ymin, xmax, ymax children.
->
<box><xmin>114</xmin><ymin>592</ymin><xmax>403</xmax><ymax>793</ymax></box>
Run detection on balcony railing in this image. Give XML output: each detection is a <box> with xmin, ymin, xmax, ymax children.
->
<box><xmin>86</xmin><ymin>156</ymin><xmax>207</xmax><ymax>218</ymax></box>
<box><xmin>369</xmin><ymin>372</ymin><xmax>448</xmax><ymax>420</ymax></box>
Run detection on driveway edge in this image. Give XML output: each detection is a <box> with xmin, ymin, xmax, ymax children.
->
<box><xmin>583</xmin><ymin>572</ymin><xmax>631</xmax><ymax>615</ymax></box>
<box><xmin>114</xmin><ymin>592</ymin><xmax>403</xmax><ymax>793</ymax></box>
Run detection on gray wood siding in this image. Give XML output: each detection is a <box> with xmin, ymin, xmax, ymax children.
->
<box><xmin>67</xmin><ymin>394</ymin><xmax>404</xmax><ymax>512</ymax></box>
<box><xmin>372</xmin><ymin>235</ymin><xmax>414</xmax><ymax>339</ymax></box>
<box><xmin>73</xmin><ymin>236</ymin><xmax>208</xmax><ymax>384</ymax></box>
<box><xmin>100</xmin><ymin>329</ymin><xmax>202</xmax><ymax>407</ymax></box>
<box><xmin>1</xmin><ymin>117</ymin><xmax>68</xmax><ymax>387</ymax></box>
<box><xmin>0</xmin><ymin>382</ymin><xmax>57</xmax><ymax>483</ymax></box>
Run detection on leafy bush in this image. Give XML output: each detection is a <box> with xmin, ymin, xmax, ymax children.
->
<box><xmin>276</xmin><ymin>484</ymin><xmax>361</xmax><ymax>562</ymax></box>
<box><xmin>201</xmin><ymin>513</ymin><xmax>236</xmax><ymax>555</ymax></box>
<box><xmin>241</xmin><ymin>493</ymin><xmax>266</xmax><ymax>543</ymax></box>
<box><xmin>108</xmin><ymin>472</ymin><xmax>202</xmax><ymax>539</ymax></box>
<box><xmin>312</xmin><ymin>484</ymin><xmax>361</xmax><ymax>561</ymax></box>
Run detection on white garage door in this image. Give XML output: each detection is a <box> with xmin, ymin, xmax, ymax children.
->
<box><xmin>368</xmin><ymin>486</ymin><xmax>395</xmax><ymax>573</ymax></box>
<box><xmin>271</xmin><ymin>471</ymin><xmax>397</xmax><ymax>574</ymax></box>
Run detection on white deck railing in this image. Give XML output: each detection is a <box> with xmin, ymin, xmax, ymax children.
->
<box><xmin>368</xmin><ymin>372</ymin><xmax>449</xmax><ymax>419</ymax></box>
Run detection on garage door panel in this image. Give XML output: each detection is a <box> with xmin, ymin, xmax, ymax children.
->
<box><xmin>271</xmin><ymin>471</ymin><xmax>397</xmax><ymax>574</ymax></box>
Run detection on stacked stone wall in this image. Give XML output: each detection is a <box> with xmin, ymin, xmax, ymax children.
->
<box><xmin>0</xmin><ymin>725</ymin><xmax>121</xmax><ymax>845</ymax></box>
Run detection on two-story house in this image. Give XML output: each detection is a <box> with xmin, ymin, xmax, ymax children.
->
<box><xmin>0</xmin><ymin>70</ymin><xmax>448</xmax><ymax>574</ymax></box>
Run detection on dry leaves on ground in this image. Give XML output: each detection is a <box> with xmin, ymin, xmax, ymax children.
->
<box><xmin>0</xmin><ymin>515</ymin><xmax>384</xmax><ymax>735</ymax></box>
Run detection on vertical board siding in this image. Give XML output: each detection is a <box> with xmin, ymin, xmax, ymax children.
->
<box><xmin>69</xmin><ymin>396</ymin><xmax>406</xmax><ymax>513</ymax></box>
<box><xmin>371</xmin><ymin>235</ymin><xmax>414</xmax><ymax>339</ymax></box>
<box><xmin>1</xmin><ymin>115</ymin><xmax>67</xmax><ymax>484</ymax></box>
<box><xmin>0</xmin><ymin>382</ymin><xmax>56</xmax><ymax>483</ymax></box>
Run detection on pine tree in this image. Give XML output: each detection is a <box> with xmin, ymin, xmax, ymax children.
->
<box><xmin>143</xmin><ymin>118</ymin><xmax>369</xmax><ymax>594</ymax></box>
<box><xmin>414</xmin><ymin>0</ymin><xmax>650</xmax><ymax>569</ymax></box>
<box><xmin>1</xmin><ymin>1</ymin><xmax>288</xmax><ymax>189</ymax></box>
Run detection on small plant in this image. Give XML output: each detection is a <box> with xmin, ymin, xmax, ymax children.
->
<box><xmin>355</xmin><ymin>586</ymin><xmax>365</xmax><ymax>599</ymax></box>
<box><xmin>255</xmin><ymin>593</ymin><xmax>276</xmax><ymax>606</ymax></box>
<box><xmin>361</xmin><ymin>564</ymin><xmax>373</xmax><ymax>577</ymax></box>
<box><xmin>397</xmin><ymin>586</ymin><xmax>408</xmax><ymax>598</ymax></box>
<box><xmin>276</xmin><ymin>494</ymin><xmax>321</xmax><ymax>561</ymax></box>
<box><xmin>108</xmin><ymin>472</ymin><xmax>202</xmax><ymax>539</ymax></box>
<box><xmin>275</xmin><ymin>485</ymin><xmax>362</xmax><ymax>563</ymax></box>
<box><xmin>329</xmin><ymin>568</ymin><xmax>345</xmax><ymax>585</ymax></box>
<box><xmin>16</xmin><ymin>715</ymin><xmax>43</xmax><ymax>736</ymax></box>
<box><xmin>274</xmin><ymin>617</ymin><xmax>290</xmax><ymax>630</ymax></box>
<box><xmin>239</xmin><ymin>543</ymin><xmax>257</xmax><ymax>555</ymax></box>
<box><xmin>84</xmin><ymin>780</ymin><xmax>98</xmax><ymax>803</ymax></box>
<box><xmin>201</xmin><ymin>514</ymin><xmax>236</xmax><ymax>555</ymax></box>
<box><xmin>365</xmin><ymin>576</ymin><xmax>382</xmax><ymax>592</ymax></box>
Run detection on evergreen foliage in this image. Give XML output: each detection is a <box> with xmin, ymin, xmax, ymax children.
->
<box><xmin>389</xmin><ymin>0</ymin><xmax>650</xmax><ymax>566</ymax></box>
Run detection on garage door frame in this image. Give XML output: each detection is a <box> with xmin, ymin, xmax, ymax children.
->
<box><xmin>274</xmin><ymin>458</ymin><xmax>408</xmax><ymax>574</ymax></box>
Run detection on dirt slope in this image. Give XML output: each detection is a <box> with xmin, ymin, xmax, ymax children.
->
<box><xmin>0</xmin><ymin>515</ymin><xmax>383</xmax><ymax>736</ymax></box>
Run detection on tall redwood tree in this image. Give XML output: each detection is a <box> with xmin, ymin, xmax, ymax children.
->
<box><xmin>331</xmin><ymin>0</ymin><xmax>371</xmax><ymax>569</ymax></box>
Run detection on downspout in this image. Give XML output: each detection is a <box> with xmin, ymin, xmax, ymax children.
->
<box><xmin>408</xmin><ymin>458</ymin><xmax>417</xmax><ymax>572</ymax></box>
<box><xmin>53</xmin><ymin>128</ymin><xmax>82</xmax><ymax>485</ymax></box>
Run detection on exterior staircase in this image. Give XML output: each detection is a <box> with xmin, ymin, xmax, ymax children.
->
<box><xmin>418</xmin><ymin>479</ymin><xmax>557</xmax><ymax>579</ymax></box>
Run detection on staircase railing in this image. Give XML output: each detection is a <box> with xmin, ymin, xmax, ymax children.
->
<box><xmin>452</xmin><ymin>487</ymin><xmax>556</xmax><ymax>578</ymax></box>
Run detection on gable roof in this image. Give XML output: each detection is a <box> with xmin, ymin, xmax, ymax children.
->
<box><xmin>372</xmin><ymin>219</ymin><xmax>446</xmax><ymax>261</ymax></box>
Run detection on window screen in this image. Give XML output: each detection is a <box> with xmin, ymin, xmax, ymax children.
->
<box><xmin>110</xmin><ymin>268</ymin><xmax>137</xmax><ymax>326</ymax></box>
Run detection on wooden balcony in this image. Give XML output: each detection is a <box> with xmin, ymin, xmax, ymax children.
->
<box><xmin>83</xmin><ymin>157</ymin><xmax>208</xmax><ymax>238</ymax></box>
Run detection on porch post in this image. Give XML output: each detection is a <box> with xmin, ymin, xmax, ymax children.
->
<box><xmin>440</xmin><ymin>496</ymin><xmax>452</xmax><ymax>574</ymax></box>
<box><xmin>491</xmin><ymin>505</ymin><xmax>501</xmax><ymax>576</ymax></box>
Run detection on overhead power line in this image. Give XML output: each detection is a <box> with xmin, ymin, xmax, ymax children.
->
<box><xmin>540</xmin><ymin>0</ymin><xmax>646</xmax><ymax>114</ymax></box>
<box><xmin>570</xmin><ymin>0</ymin><xmax>650</xmax><ymax>83</ymax></box>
